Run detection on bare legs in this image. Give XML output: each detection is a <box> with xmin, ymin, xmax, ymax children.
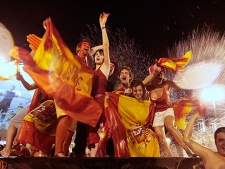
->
<box><xmin>164</xmin><ymin>116</ymin><xmax>192</xmax><ymax>156</ymax></box>
<box><xmin>55</xmin><ymin>116</ymin><xmax>77</xmax><ymax>157</ymax></box>
<box><xmin>0</xmin><ymin>123</ymin><xmax>17</xmax><ymax>157</ymax></box>
<box><xmin>62</xmin><ymin>118</ymin><xmax>77</xmax><ymax>156</ymax></box>
<box><xmin>154</xmin><ymin>115</ymin><xmax>192</xmax><ymax>157</ymax></box>
<box><xmin>90</xmin><ymin>143</ymin><xmax>99</xmax><ymax>157</ymax></box>
<box><xmin>0</xmin><ymin>107</ymin><xmax>28</xmax><ymax>157</ymax></box>
<box><xmin>154</xmin><ymin>126</ymin><xmax>173</xmax><ymax>157</ymax></box>
<box><xmin>25</xmin><ymin>143</ymin><xmax>33</xmax><ymax>155</ymax></box>
<box><xmin>55</xmin><ymin>116</ymin><xmax>69</xmax><ymax>157</ymax></box>
<box><xmin>86</xmin><ymin>125</ymin><xmax>101</xmax><ymax>157</ymax></box>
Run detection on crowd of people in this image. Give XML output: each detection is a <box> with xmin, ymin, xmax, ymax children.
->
<box><xmin>0</xmin><ymin>12</ymin><xmax>225</xmax><ymax>169</ymax></box>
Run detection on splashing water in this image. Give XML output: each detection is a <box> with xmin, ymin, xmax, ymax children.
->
<box><xmin>173</xmin><ymin>61</ymin><xmax>223</xmax><ymax>89</ymax></box>
<box><xmin>81</xmin><ymin>25</ymin><xmax>155</xmax><ymax>83</ymax></box>
<box><xmin>167</xmin><ymin>27</ymin><xmax>225</xmax><ymax>84</ymax></box>
<box><xmin>83</xmin><ymin>24</ymin><xmax>225</xmax><ymax>156</ymax></box>
<box><xmin>167</xmin><ymin>27</ymin><xmax>225</xmax><ymax>154</ymax></box>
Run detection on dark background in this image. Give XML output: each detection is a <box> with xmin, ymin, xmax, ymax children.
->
<box><xmin>1</xmin><ymin>0</ymin><xmax>225</xmax><ymax>58</ymax></box>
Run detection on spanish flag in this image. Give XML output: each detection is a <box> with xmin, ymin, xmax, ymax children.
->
<box><xmin>173</xmin><ymin>96</ymin><xmax>207</xmax><ymax>130</ymax></box>
<box><xmin>17</xmin><ymin>100</ymin><xmax>58</xmax><ymax>154</ymax></box>
<box><xmin>158</xmin><ymin>51</ymin><xmax>192</xmax><ymax>72</ymax></box>
<box><xmin>10</xmin><ymin>18</ymin><xmax>102</xmax><ymax>127</ymax></box>
<box><xmin>97</xmin><ymin>92</ymin><xmax>159</xmax><ymax>157</ymax></box>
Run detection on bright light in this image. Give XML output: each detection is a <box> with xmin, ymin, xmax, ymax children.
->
<box><xmin>200</xmin><ymin>85</ymin><xmax>225</xmax><ymax>102</ymax></box>
<box><xmin>0</xmin><ymin>61</ymin><xmax>17</xmax><ymax>80</ymax></box>
<box><xmin>173</xmin><ymin>62</ymin><xmax>223</xmax><ymax>89</ymax></box>
<box><xmin>166</xmin><ymin>137</ymin><xmax>171</xmax><ymax>144</ymax></box>
<box><xmin>0</xmin><ymin>54</ymin><xmax>8</xmax><ymax>64</ymax></box>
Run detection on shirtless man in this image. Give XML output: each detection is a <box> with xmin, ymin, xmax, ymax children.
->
<box><xmin>183</xmin><ymin>112</ymin><xmax>225</xmax><ymax>169</ymax></box>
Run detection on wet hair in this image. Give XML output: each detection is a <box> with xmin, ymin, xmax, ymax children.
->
<box><xmin>214</xmin><ymin>127</ymin><xmax>225</xmax><ymax>140</ymax></box>
<box><xmin>76</xmin><ymin>39</ymin><xmax>91</xmax><ymax>54</ymax></box>
<box><xmin>119</xmin><ymin>66</ymin><xmax>134</xmax><ymax>82</ymax></box>
<box><xmin>130</xmin><ymin>79</ymin><xmax>146</xmax><ymax>100</ymax></box>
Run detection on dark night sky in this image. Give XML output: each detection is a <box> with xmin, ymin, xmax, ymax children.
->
<box><xmin>1</xmin><ymin>0</ymin><xmax>225</xmax><ymax>57</ymax></box>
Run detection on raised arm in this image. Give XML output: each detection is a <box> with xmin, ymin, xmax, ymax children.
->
<box><xmin>183</xmin><ymin>112</ymin><xmax>211</xmax><ymax>160</ymax></box>
<box><xmin>16</xmin><ymin>73</ymin><xmax>37</xmax><ymax>91</ymax></box>
<box><xmin>99</xmin><ymin>12</ymin><xmax>110</xmax><ymax>77</ymax></box>
<box><xmin>142</xmin><ymin>64</ymin><xmax>161</xmax><ymax>86</ymax></box>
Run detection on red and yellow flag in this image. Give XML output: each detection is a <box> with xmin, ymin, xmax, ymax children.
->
<box><xmin>10</xmin><ymin>18</ymin><xmax>102</xmax><ymax>127</ymax></box>
<box><xmin>158</xmin><ymin>51</ymin><xmax>192</xmax><ymax>72</ymax></box>
<box><xmin>98</xmin><ymin>92</ymin><xmax>159</xmax><ymax>157</ymax></box>
<box><xmin>17</xmin><ymin>100</ymin><xmax>57</xmax><ymax>154</ymax></box>
<box><xmin>173</xmin><ymin>96</ymin><xmax>207</xmax><ymax>130</ymax></box>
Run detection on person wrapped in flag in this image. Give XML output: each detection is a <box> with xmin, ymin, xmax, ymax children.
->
<box><xmin>95</xmin><ymin>64</ymin><xmax>162</xmax><ymax>157</ymax></box>
<box><xmin>121</xmin><ymin>79</ymin><xmax>160</xmax><ymax>157</ymax></box>
<box><xmin>10</xmin><ymin>17</ymin><xmax>102</xmax><ymax>157</ymax></box>
<box><xmin>98</xmin><ymin>79</ymin><xmax>160</xmax><ymax>157</ymax></box>
<box><xmin>95</xmin><ymin>65</ymin><xmax>134</xmax><ymax>157</ymax></box>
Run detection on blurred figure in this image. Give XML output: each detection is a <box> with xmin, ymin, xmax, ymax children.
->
<box><xmin>0</xmin><ymin>85</ymin><xmax>18</xmax><ymax>122</ymax></box>
<box><xmin>0</xmin><ymin>73</ymin><xmax>36</xmax><ymax>157</ymax></box>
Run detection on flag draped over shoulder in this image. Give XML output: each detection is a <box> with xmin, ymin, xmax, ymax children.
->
<box><xmin>98</xmin><ymin>92</ymin><xmax>159</xmax><ymax>157</ymax></box>
<box><xmin>173</xmin><ymin>96</ymin><xmax>207</xmax><ymax>130</ymax></box>
<box><xmin>97</xmin><ymin>92</ymin><xmax>130</xmax><ymax>157</ymax></box>
<box><xmin>158</xmin><ymin>51</ymin><xmax>192</xmax><ymax>72</ymax></box>
<box><xmin>10</xmin><ymin>18</ymin><xmax>102</xmax><ymax>127</ymax></box>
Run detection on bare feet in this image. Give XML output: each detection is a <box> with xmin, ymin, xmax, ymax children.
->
<box><xmin>55</xmin><ymin>152</ymin><xmax>66</xmax><ymax>157</ymax></box>
<box><xmin>33</xmin><ymin>150</ymin><xmax>48</xmax><ymax>157</ymax></box>
<box><xmin>0</xmin><ymin>149</ymin><xmax>11</xmax><ymax>157</ymax></box>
